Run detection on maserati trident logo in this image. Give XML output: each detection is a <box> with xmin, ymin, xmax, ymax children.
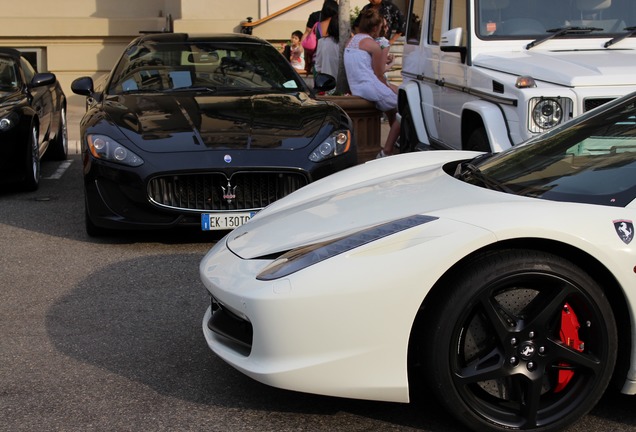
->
<box><xmin>222</xmin><ymin>181</ymin><xmax>237</xmax><ymax>204</ymax></box>
<box><xmin>614</xmin><ymin>220</ymin><xmax>634</xmax><ymax>244</ymax></box>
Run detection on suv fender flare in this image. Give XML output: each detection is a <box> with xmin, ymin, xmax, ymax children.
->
<box><xmin>462</xmin><ymin>100</ymin><xmax>514</xmax><ymax>152</ymax></box>
<box><xmin>398</xmin><ymin>81</ymin><xmax>431</xmax><ymax>146</ymax></box>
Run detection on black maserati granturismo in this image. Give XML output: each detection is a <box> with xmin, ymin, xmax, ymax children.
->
<box><xmin>72</xmin><ymin>32</ymin><xmax>355</xmax><ymax>235</ymax></box>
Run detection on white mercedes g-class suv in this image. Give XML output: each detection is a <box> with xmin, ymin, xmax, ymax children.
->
<box><xmin>398</xmin><ymin>0</ymin><xmax>636</xmax><ymax>152</ymax></box>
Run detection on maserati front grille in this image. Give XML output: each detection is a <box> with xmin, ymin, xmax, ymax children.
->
<box><xmin>148</xmin><ymin>171</ymin><xmax>308</xmax><ymax>212</ymax></box>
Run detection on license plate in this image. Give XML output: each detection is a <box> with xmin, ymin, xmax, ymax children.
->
<box><xmin>201</xmin><ymin>212</ymin><xmax>256</xmax><ymax>231</ymax></box>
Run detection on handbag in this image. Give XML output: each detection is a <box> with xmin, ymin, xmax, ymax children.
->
<box><xmin>302</xmin><ymin>23</ymin><xmax>318</xmax><ymax>50</ymax></box>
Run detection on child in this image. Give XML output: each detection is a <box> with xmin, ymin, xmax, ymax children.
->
<box><xmin>376</xmin><ymin>19</ymin><xmax>395</xmax><ymax>76</ymax></box>
<box><xmin>289</xmin><ymin>30</ymin><xmax>305</xmax><ymax>73</ymax></box>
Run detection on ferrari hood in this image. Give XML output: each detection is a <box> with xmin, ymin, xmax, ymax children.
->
<box><xmin>102</xmin><ymin>92</ymin><xmax>335</xmax><ymax>152</ymax></box>
<box><xmin>226</xmin><ymin>151</ymin><xmax>528</xmax><ymax>259</ymax></box>
<box><xmin>474</xmin><ymin>50</ymin><xmax>636</xmax><ymax>87</ymax></box>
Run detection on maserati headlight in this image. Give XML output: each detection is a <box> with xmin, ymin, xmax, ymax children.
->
<box><xmin>529</xmin><ymin>97</ymin><xmax>572</xmax><ymax>132</ymax></box>
<box><xmin>0</xmin><ymin>112</ymin><xmax>18</xmax><ymax>131</ymax></box>
<box><xmin>0</xmin><ymin>117</ymin><xmax>12</xmax><ymax>131</ymax></box>
<box><xmin>309</xmin><ymin>130</ymin><xmax>351</xmax><ymax>162</ymax></box>
<box><xmin>86</xmin><ymin>134</ymin><xmax>144</xmax><ymax>167</ymax></box>
<box><xmin>256</xmin><ymin>214</ymin><xmax>437</xmax><ymax>280</ymax></box>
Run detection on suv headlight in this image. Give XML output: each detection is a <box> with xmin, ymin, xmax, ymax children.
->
<box><xmin>528</xmin><ymin>97</ymin><xmax>573</xmax><ymax>132</ymax></box>
<box><xmin>309</xmin><ymin>130</ymin><xmax>351</xmax><ymax>162</ymax></box>
<box><xmin>86</xmin><ymin>134</ymin><xmax>144</xmax><ymax>167</ymax></box>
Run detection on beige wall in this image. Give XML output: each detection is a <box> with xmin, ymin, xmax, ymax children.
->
<box><xmin>0</xmin><ymin>0</ymin><xmax>370</xmax><ymax>105</ymax></box>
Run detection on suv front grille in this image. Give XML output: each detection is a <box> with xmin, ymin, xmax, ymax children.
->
<box><xmin>148</xmin><ymin>171</ymin><xmax>308</xmax><ymax>212</ymax></box>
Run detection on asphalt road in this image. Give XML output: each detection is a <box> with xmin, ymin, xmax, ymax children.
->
<box><xmin>0</xmin><ymin>156</ymin><xmax>635</xmax><ymax>432</ymax></box>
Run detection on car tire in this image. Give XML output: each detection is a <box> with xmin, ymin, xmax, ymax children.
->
<box><xmin>22</xmin><ymin>125</ymin><xmax>40</xmax><ymax>191</ymax></box>
<box><xmin>48</xmin><ymin>106</ymin><xmax>68</xmax><ymax>161</ymax></box>
<box><xmin>420</xmin><ymin>249</ymin><xmax>617</xmax><ymax>432</ymax></box>
<box><xmin>399</xmin><ymin>108</ymin><xmax>417</xmax><ymax>153</ymax></box>
<box><xmin>466</xmin><ymin>127</ymin><xmax>490</xmax><ymax>152</ymax></box>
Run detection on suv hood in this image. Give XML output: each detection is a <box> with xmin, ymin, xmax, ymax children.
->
<box><xmin>474</xmin><ymin>50</ymin><xmax>636</xmax><ymax>86</ymax></box>
<box><xmin>102</xmin><ymin>92</ymin><xmax>337</xmax><ymax>152</ymax></box>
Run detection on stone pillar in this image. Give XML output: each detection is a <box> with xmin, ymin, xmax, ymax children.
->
<box><xmin>317</xmin><ymin>95</ymin><xmax>382</xmax><ymax>163</ymax></box>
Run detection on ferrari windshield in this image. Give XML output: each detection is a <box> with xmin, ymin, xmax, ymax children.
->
<box><xmin>478</xmin><ymin>0</ymin><xmax>636</xmax><ymax>40</ymax></box>
<box><xmin>465</xmin><ymin>92</ymin><xmax>636</xmax><ymax>207</ymax></box>
<box><xmin>107</xmin><ymin>41</ymin><xmax>305</xmax><ymax>94</ymax></box>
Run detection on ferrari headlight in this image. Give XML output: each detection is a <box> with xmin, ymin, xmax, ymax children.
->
<box><xmin>86</xmin><ymin>134</ymin><xmax>144</xmax><ymax>167</ymax></box>
<box><xmin>309</xmin><ymin>130</ymin><xmax>351</xmax><ymax>162</ymax></box>
<box><xmin>529</xmin><ymin>97</ymin><xmax>572</xmax><ymax>132</ymax></box>
<box><xmin>256</xmin><ymin>214</ymin><xmax>437</xmax><ymax>281</ymax></box>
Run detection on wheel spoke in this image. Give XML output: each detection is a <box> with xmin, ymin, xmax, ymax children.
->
<box><xmin>547</xmin><ymin>338</ymin><xmax>602</xmax><ymax>373</ymax></box>
<box><xmin>455</xmin><ymin>346</ymin><xmax>506</xmax><ymax>384</ymax></box>
<box><xmin>480</xmin><ymin>294</ymin><xmax>515</xmax><ymax>342</ymax></box>
<box><xmin>524</xmin><ymin>284</ymin><xmax>572</xmax><ymax>330</ymax></box>
<box><xmin>517</xmin><ymin>375</ymin><xmax>543</xmax><ymax>428</ymax></box>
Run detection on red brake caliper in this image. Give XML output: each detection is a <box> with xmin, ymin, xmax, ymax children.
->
<box><xmin>556</xmin><ymin>303</ymin><xmax>584</xmax><ymax>392</ymax></box>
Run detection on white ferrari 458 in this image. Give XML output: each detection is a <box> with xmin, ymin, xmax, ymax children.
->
<box><xmin>200</xmin><ymin>92</ymin><xmax>636</xmax><ymax>432</ymax></box>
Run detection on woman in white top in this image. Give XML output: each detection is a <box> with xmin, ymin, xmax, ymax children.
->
<box><xmin>344</xmin><ymin>8</ymin><xmax>400</xmax><ymax>156</ymax></box>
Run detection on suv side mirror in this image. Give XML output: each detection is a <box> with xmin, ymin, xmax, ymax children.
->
<box><xmin>440</xmin><ymin>28</ymin><xmax>467</xmax><ymax>63</ymax></box>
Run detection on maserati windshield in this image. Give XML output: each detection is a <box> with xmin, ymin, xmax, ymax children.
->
<box><xmin>107</xmin><ymin>41</ymin><xmax>305</xmax><ymax>95</ymax></box>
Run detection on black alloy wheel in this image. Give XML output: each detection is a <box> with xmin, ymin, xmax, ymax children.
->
<box><xmin>48</xmin><ymin>106</ymin><xmax>68</xmax><ymax>160</ymax></box>
<box><xmin>421</xmin><ymin>249</ymin><xmax>617</xmax><ymax>432</ymax></box>
<box><xmin>23</xmin><ymin>125</ymin><xmax>40</xmax><ymax>191</ymax></box>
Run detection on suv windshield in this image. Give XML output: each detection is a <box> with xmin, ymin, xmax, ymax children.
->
<box><xmin>463</xmin><ymin>94</ymin><xmax>636</xmax><ymax>207</ymax></box>
<box><xmin>478</xmin><ymin>0</ymin><xmax>636</xmax><ymax>39</ymax></box>
<box><xmin>107</xmin><ymin>41</ymin><xmax>304</xmax><ymax>95</ymax></box>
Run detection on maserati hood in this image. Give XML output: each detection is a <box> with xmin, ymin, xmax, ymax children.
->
<box><xmin>102</xmin><ymin>92</ymin><xmax>336</xmax><ymax>152</ymax></box>
<box><xmin>225</xmin><ymin>151</ymin><xmax>528</xmax><ymax>259</ymax></box>
<box><xmin>474</xmin><ymin>50</ymin><xmax>636</xmax><ymax>87</ymax></box>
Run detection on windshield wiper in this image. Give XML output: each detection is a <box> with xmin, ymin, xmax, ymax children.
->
<box><xmin>119</xmin><ymin>88</ymin><xmax>162</xmax><ymax>94</ymax></box>
<box><xmin>456</xmin><ymin>161</ymin><xmax>513</xmax><ymax>193</ymax></box>
<box><xmin>526</xmin><ymin>26</ymin><xmax>603</xmax><ymax>50</ymax></box>
<box><xmin>604</xmin><ymin>26</ymin><xmax>636</xmax><ymax>48</ymax></box>
<box><xmin>165</xmin><ymin>86</ymin><xmax>217</xmax><ymax>93</ymax></box>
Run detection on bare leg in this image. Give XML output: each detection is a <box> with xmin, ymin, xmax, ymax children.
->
<box><xmin>382</xmin><ymin>121</ymin><xmax>400</xmax><ymax>155</ymax></box>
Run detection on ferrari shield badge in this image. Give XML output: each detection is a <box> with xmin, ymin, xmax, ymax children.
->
<box><xmin>613</xmin><ymin>220</ymin><xmax>634</xmax><ymax>244</ymax></box>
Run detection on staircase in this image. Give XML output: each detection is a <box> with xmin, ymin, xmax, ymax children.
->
<box><xmin>386</xmin><ymin>39</ymin><xmax>404</xmax><ymax>86</ymax></box>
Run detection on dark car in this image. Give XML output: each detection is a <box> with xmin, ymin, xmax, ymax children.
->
<box><xmin>0</xmin><ymin>48</ymin><xmax>67</xmax><ymax>191</ymax></box>
<box><xmin>71</xmin><ymin>32</ymin><xmax>356</xmax><ymax>236</ymax></box>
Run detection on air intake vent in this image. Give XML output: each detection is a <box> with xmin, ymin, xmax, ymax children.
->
<box><xmin>492</xmin><ymin>81</ymin><xmax>504</xmax><ymax>94</ymax></box>
<box><xmin>584</xmin><ymin>98</ymin><xmax>613</xmax><ymax>112</ymax></box>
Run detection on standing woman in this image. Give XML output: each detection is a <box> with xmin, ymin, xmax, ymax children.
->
<box><xmin>313</xmin><ymin>0</ymin><xmax>340</xmax><ymax>86</ymax></box>
<box><xmin>354</xmin><ymin>0</ymin><xmax>406</xmax><ymax>46</ymax></box>
<box><xmin>300</xmin><ymin>8</ymin><xmax>321</xmax><ymax>77</ymax></box>
<box><xmin>344</xmin><ymin>8</ymin><xmax>400</xmax><ymax>156</ymax></box>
